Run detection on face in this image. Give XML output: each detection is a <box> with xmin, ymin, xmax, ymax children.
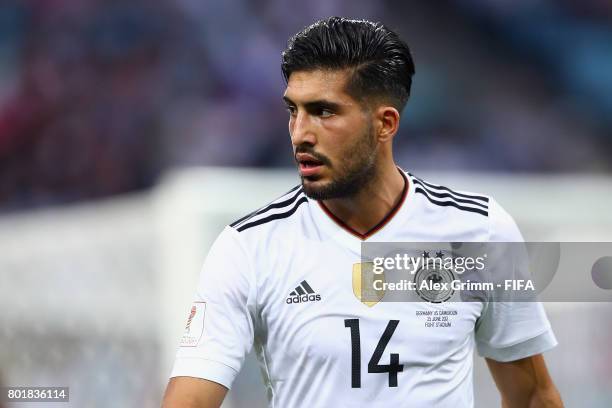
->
<box><xmin>283</xmin><ymin>69</ymin><xmax>379</xmax><ymax>200</ymax></box>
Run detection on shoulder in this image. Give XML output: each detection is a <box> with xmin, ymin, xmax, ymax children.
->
<box><xmin>407</xmin><ymin>173</ymin><xmax>522</xmax><ymax>241</ymax></box>
<box><xmin>228</xmin><ymin>184</ymin><xmax>309</xmax><ymax>234</ymax></box>
<box><xmin>409</xmin><ymin>172</ymin><xmax>490</xmax><ymax>217</ymax></box>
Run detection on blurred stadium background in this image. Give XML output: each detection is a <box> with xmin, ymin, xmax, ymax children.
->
<box><xmin>1</xmin><ymin>1</ymin><xmax>611</xmax><ymax>407</ymax></box>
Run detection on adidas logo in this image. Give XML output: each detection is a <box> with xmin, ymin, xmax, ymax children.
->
<box><xmin>286</xmin><ymin>280</ymin><xmax>321</xmax><ymax>304</ymax></box>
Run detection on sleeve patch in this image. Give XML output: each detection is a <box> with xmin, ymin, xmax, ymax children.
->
<box><xmin>180</xmin><ymin>301</ymin><xmax>206</xmax><ymax>347</ymax></box>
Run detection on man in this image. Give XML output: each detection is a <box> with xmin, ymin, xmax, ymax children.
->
<box><xmin>163</xmin><ymin>17</ymin><xmax>563</xmax><ymax>407</ymax></box>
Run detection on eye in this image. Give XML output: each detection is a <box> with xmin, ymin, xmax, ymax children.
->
<box><xmin>286</xmin><ymin>105</ymin><xmax>297</xmax><ymax>116</ymax></box>
<box><xmin>318</xmin><ymin>108</ymin><xmax>334</xmax><ymax>118</ymax></box>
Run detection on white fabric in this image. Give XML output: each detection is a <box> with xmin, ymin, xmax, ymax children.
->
<box><xmin>170</xmin><ymin>171</ymin><xmax>557</xmax><ymax>407</ymax></box>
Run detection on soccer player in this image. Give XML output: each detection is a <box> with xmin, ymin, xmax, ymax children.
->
<box><xmin>162</xmin><ymin>17</ymin><xmax>563</xmax><ymax>408</ymax></box>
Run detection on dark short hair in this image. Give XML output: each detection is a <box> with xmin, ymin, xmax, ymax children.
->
<box><xmin>281</xmin><ymin>17</ymin><xmax>415</xmax><ymax>112</ymax></box>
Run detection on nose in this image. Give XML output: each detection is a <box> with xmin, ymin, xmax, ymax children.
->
<box><xmin>290</xmin><ymin>111</ymin><xmax>317</xmax><ymax>147</ymax></box>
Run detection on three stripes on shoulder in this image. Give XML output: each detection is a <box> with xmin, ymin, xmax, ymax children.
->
<box><xmin>409</xmin><ymin>174</ymin><xmax>489</xmax><ymax>217</ymax></box>
<box><xmin>230</xmin><ymin>185</ymin><xmax>307</xmax><ymax>232</ymax></box>
<box><xmin>230</xmin><ymin>174</ymin><xmax>489</xmax><ymax>233</ymax></box>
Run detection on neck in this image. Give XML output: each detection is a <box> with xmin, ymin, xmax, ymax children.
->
<box><xmin>321</xmin><ymin>161</ymin><xmax>406</xmax><ymax>237</ymax></box>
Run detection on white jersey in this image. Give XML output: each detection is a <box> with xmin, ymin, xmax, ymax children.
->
<box><xmin>170</xmin><ymin>170</ymin><xmax>557</xmax><ymax>407</ymax></box>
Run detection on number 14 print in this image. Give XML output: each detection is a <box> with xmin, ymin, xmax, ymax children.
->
<box><xmin>344</xmin><ymin>319</ymin><xmax>404</xmax><ymax>388</ymax></box>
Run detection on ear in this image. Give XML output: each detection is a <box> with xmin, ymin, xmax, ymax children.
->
<box><xmin>374</xmin><ymin>105</ymin><xmax>400</xmax><ymax>143</ymax></box>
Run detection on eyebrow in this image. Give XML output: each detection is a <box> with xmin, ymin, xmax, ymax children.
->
<box><xmin>282</xmin><ymin>96</ymin><xmax>342</xmax><ymax>111</ymax></box>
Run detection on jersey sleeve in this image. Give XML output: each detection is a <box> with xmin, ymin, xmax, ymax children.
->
<box><xmin>474</xmin><ymin>198</ymin><xmax>558</xmax><ymax>362</ymax></box>
<box><xmin>170</xmin><ymin>226</ymin><xmax>256</xmax><ymax>388</ymax></box>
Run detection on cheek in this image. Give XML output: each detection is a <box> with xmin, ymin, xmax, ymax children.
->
<box><xmin>318</xmin><ymin>117</ymin><xmax>351</xmax><ymax>146</ymax></box>
<box><xmin>323</xmin><ymin>117</ymin><xmax>367</xmax><ymax>149</ymax></box>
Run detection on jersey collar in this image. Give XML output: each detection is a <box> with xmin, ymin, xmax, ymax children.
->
<box><xmin>309</xmin><ymin>168</ymin><xmax>415</xmax><ymax>246</ymax></box>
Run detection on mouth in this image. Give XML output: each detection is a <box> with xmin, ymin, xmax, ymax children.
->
<box><xmin>296</xmin><ymin>153</ymin><xmax>325</xmax><ymax>178</ymax></box>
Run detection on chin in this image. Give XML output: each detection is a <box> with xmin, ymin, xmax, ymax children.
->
<box><xmin>300</xmin><ymin>177</ymin><xmax>330</xmax><ymax>199</ymax></box>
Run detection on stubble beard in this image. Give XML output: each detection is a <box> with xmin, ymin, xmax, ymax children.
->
<box><xmin>300</xmin><ymin>124</ymin><xmax>378</xmax><ymax>200</ymax></box>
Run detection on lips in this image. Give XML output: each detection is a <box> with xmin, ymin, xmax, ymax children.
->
<box><xmin>296</xmin><ymin>153</ymin><xmax>325</xmax><ymax>177</ymax></box>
